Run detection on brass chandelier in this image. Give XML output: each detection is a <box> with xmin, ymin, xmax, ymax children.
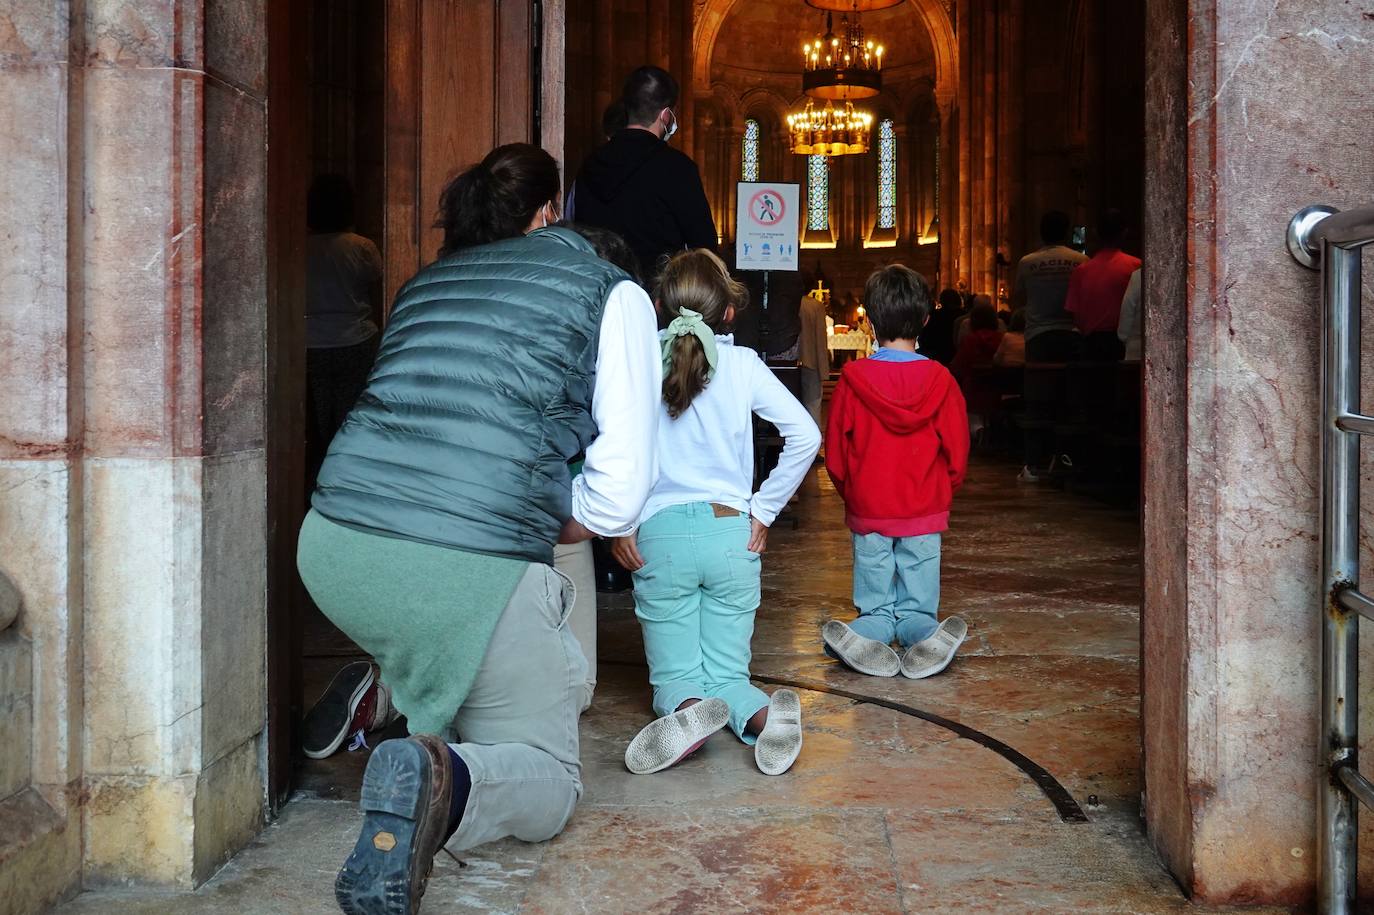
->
<box><xmin>787</xmin><ymin>99</ymin><xmax>873</xmax><ymax>157</ymax></box>
<box><xmin>801</xmin><ymin>11</ymin><xmax>884</xmax><ymax>100</ymax></box>
<box><xmin>789</xmin><ymin>1</ymin><xmax>882</xmax><ymax>156</ymax></box>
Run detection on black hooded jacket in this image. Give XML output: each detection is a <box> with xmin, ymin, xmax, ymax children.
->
<box><xmin>572</xmin><ymin>129</ymin><xmax>717</xmax><ymax>277</ymax></box>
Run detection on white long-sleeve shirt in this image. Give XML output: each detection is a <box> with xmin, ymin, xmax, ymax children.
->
<box><xmin>638</xmin><ymin>337</ymin><xmax>821</xmax><ymax>528</ymax></box>
<box><xmin>571</xmin><ymin>280</ymin><xmax>662</xmax><ymax>537</ymax></box>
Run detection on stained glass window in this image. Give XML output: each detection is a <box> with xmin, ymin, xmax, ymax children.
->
<box><xmin>807</xmin><ymin>154</ymin><xmax>829</xmax><ymax>231</ymax></box>
<box><xmin>741</xmin><ymin>119</ymin><xmax>760</xmax><ymax>182</ymax></box>
<box><xmin>877</xmin><ymin>119</ymin><xmax>896</xmax><ymax>230</ymax></box>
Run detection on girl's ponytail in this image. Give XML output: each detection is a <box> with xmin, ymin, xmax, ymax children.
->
<box><xmin>654</xmin><ymin>249</ymin><xmax>748</xmax><ymax>418</ymax></box>
<box><xmin>662</xmin><ymin>333</ymin><xmax>711</xmax><ymax>419</ymax></box>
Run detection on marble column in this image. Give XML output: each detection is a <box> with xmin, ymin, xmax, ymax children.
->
<box><xmin>1142</xmin><ymin>0</ymin><xmax>1374</xmax><ymax>904</ymax></box>
<box><xmin>955</xmin><ymin>0</ymin><xmax>973</xmax><ymax>287</ymax></box>
<box><xmin>0</xmin><ymin>3</ymin><xmax>89</xmax><ymax>910</ymax></box>
<box><xmin>995</xmin><ymin>0</ymin><xmax>1023</xmax><ymax>303</ymax></box>
<box><xmin>1</xmin><ymin>0</ymin><xmax>270</xmax><ymax>900</ymax></box>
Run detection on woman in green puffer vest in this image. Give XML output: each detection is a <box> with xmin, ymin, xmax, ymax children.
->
<box><xmin>298</xmin><ymin>143</ymin><xmax>661</xmax><ymax>915</ymax></box>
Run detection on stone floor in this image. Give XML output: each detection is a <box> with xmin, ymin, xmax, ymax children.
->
<box><xmin>57</xmin><ymin>460</ymin><xmax>1289</xmax><ymax>914</ymax></box>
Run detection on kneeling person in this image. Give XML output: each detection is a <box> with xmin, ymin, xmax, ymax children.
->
<box><xmin>612</xmin><ymin>250</ymin><xmax>820</xmax><ymax>777</ymax></box>
<box><xmin>822</xmin><ymin>265</ymin><xmax>971</xmax><ymax>679</ymax></box>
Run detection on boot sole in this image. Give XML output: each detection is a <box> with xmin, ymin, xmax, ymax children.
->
<box><xmin>335</xmin><ymin>740</ymin><xmax>437</xmax><ymax>915</ymax></box>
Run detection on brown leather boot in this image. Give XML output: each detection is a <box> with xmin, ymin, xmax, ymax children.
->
<box><xmin>335</xmin><ymin>735</ymin><xmax>453</xmax><ymax>915</ymax></box>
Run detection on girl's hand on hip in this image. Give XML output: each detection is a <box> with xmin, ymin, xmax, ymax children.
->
<box><xmin>610</xmin><ymin>533</ymin><xmax>646</xmax><ymax>571</ymax></box>
<box><xmin>748</xmin><ymin>516</ymin><xmax>769</xmax><ymax>554</ymax></box>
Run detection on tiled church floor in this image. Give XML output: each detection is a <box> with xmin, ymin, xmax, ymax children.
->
<box><xmin>58</xmin><ymin>461</ymin><xmax>1288</xmax><ymax>914</ymax></box>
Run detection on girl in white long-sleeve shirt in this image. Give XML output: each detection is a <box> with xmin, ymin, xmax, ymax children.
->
<box><xmin>611</xmin><ymin>249</ymin><xmax>821</xmax><ymax>776</ymax></box>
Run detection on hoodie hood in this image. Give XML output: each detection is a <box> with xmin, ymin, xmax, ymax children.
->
<box><xmin>578</xmin><ymin>129</ymin><xmax>668</xmax><ymax>203</ymax></box>
<box><xmin>842</xmin><ymin>359</ymin><xmax>954</xmax><ymax>435</ymax></box>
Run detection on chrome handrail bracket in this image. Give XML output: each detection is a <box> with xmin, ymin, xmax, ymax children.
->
<box><xmin>1289</xmin><ymin>205</ymin><xmax>1339</xmax><ymax>269</ymax></box>
<box><xmin>1293</xmin><ymin>203</ymin><xmax>1374</xmax><ymax>914</ymax></box>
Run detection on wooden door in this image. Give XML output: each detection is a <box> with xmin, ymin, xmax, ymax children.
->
<box><xmin>383</xmin><ymin>0</ymin><xmax>566</xmax><ymax>305</ymax></box>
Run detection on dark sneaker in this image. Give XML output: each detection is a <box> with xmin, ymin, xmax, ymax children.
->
<box><xmin>303</xmin><ymin>661</ymin><xmax>376</xmax><ymax>760</ymax></box>
<box><xmin>335</xmin><ymin>735</ymin><xmax>453</xmax><ymax>915</ymax></box>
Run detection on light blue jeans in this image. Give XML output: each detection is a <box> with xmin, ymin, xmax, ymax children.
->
<box><xmin>632</xmin><ymin>502</ymin><xmax>771</xmax><ymax>744</ymax></box>
<box><xmin>848</xmin><ymin>531</ymin><xmax>942</xmax><ymax>648</ymax></box>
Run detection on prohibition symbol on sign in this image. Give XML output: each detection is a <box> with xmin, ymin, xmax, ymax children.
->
<box><xmin>748</xmin><ymin>189</ymin><xmax>786</xmax><ymax>225</ymax></box>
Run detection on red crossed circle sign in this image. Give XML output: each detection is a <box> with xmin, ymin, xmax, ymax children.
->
<box><xmin>748</xmin><ymin>189</ymin><xmax>786</xmax><ymax>226</ymax></box>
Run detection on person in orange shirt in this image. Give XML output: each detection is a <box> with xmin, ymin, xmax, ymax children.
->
<box><xmin>1065</xmin><ymin>209</ymin><xmax>1141</xmax><ymax>362</ymax></box>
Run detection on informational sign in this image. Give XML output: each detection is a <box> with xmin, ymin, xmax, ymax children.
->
<box><xmin>735</xmin><ymin>182</ymin><xmax>800</xmax><ymax>271</ymax></box>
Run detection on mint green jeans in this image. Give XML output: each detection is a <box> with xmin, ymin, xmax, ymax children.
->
<box><xmin>631</xmin><ymin>502</ymin><xmax>771</xmax><ymax>743</ymax></box>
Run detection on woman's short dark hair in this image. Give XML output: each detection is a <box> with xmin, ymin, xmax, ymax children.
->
<box><xmin>969</xmin><ymin>302</ymin><xmax>999</xmax><ymax>331</ymax></box>
<box><xmin>864</xmin><ymin>265</ymin><xmax>932</xmax><ymax>342</ymax></box>
<box><xmin>436</xmin><ymin>143</ymin><xmax>560</xmax><ymax>256</ymax></box>
<box><xmin>622</xmin><ymin>66</ymin><xmax>678</xmax><ymax>126</ymax></box>
<box><xmin>308</xmin><ymin>173</ymin><xmax>355</xmax><ymax>233</ymax></box>
<box><xmin>937</xmin><ymin>287</ymin><xmax>963</xmax><ymax>313</ymax></box>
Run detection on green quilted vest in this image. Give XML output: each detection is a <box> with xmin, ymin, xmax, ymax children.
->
<box><xmin>312</xmin><ymin>227</ymin><xmax>630</xmax><ymax>564</ymax></box>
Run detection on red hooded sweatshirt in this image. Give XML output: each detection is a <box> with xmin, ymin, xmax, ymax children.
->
<box><xmin>825</xmin><ymin>356</ymin><xmax>970</xmax><ymax>537</ymax></box>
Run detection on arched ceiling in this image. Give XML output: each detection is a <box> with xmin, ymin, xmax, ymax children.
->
<box><xmin>693</xmin><ymin>0</ymin><xmax>956</xmax><ymax>108</ymax></box>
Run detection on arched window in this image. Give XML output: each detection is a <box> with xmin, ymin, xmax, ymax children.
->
<box><xmin>741</xmin><ymin>119</ymin><xmax>760</xmax><ymax>182</ymax></box>
<box><xmin>877</xmin><ymin>119</ymin><xmax>897</xmax><ymax>230</ymax></box>
<box><xmin>806</xmin><ymin>154</ymin><xmax>829</xmax><ymax>230</ymax></box>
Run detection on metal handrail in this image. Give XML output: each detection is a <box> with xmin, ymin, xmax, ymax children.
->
<box><xmin>1288</xmin><ymin>203</ymin><xmax>1374</xmax><ymax>914</ymax></box>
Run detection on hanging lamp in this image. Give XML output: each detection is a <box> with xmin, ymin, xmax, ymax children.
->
<box><xmin>801</xmin><ymin>9</ymin><xmax>884</xmax><ymax>100</ymax></box>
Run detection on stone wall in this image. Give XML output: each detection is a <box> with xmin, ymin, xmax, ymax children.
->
<box><xmin>1143</xmin><ymin>0</ymin><xmax>1374</xmax><ymax>904</ymax></box>
<box><xmin>0</xmin><ymin>1</ymin><xmax>269</xmax><ymax>905</ymax></box>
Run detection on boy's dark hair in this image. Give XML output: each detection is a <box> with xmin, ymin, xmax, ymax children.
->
<box><xmin>1039</xmin><ymin>210</ymin><xmax>1071</xmax><ymax>245</ymax></box>
<box><xmin>864</xmin><ymin>265</ymin><xmax>932</xmax><ymax>342</ymax></box>
<box><xmin>564</xmin><ymin>222</ymin><xmax>641</xmax><ymax>281</ymax></box>
<box><xmin>969</xmin><ymin>302</ymin><xmax>999</xmax><ymax>331</ymax></box>
<box><xmin>1098</xmin><ymin>208</ymin><xmax>1128</xmax><ymax>246</ymax></box>
<box><xmin>622</xmin><ymin>66</ymin><xmax>679</xmax><ymax>126</ymax></box>
<box><xmin>308</xmin><ymin>173</ymin><xmax>355</xmax><ymax>233</ymax></box>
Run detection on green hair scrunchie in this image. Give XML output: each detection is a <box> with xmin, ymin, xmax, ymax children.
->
<box><xmin>660</xmin><ymin>308</ymin><xmax>719</xmax><ymax>380</ymax></box>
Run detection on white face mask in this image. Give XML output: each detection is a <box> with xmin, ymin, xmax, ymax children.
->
<box><xmin>662</xmin><ymin>108</ymin><xmax>678</xmax><ymax>142</ymax></box>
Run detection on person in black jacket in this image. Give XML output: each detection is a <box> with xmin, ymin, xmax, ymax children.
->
<box><xmin>574</xmin><ymin>66</ymin><xmax>717</xmax><ymax>278</ymax></box>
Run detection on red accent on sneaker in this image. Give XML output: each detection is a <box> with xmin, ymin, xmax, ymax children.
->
<box><xmin>348</xmin><ymin>683</ymin><xmax>378</xmax><ymax>735</ymax></box>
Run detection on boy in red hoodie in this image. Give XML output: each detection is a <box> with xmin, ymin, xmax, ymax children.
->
<box><xmin>822</xmin><ymin>265</ymin><xmax>971</xmax><ymax>679</ymax></box>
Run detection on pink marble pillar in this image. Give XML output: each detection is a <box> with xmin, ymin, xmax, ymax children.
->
<box><xmin>1143</xmin><ymin>0</ymin><xmax>1374</xmax><ymax>904</ymax></box>
<box><xmin>0</xmin><ymin>0</ymin><xmax>271</xmax><ymax>899</ymax></box>
<box><xmin>0</xmin><ymin>3</ymin><xmax>84</xmax><ymax>910</ymax></box>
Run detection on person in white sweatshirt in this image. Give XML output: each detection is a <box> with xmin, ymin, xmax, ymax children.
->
<box><xmin>610</xmin><ymin>249</ymin><xmax>821</xmax><ymax>777</ymax></box>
